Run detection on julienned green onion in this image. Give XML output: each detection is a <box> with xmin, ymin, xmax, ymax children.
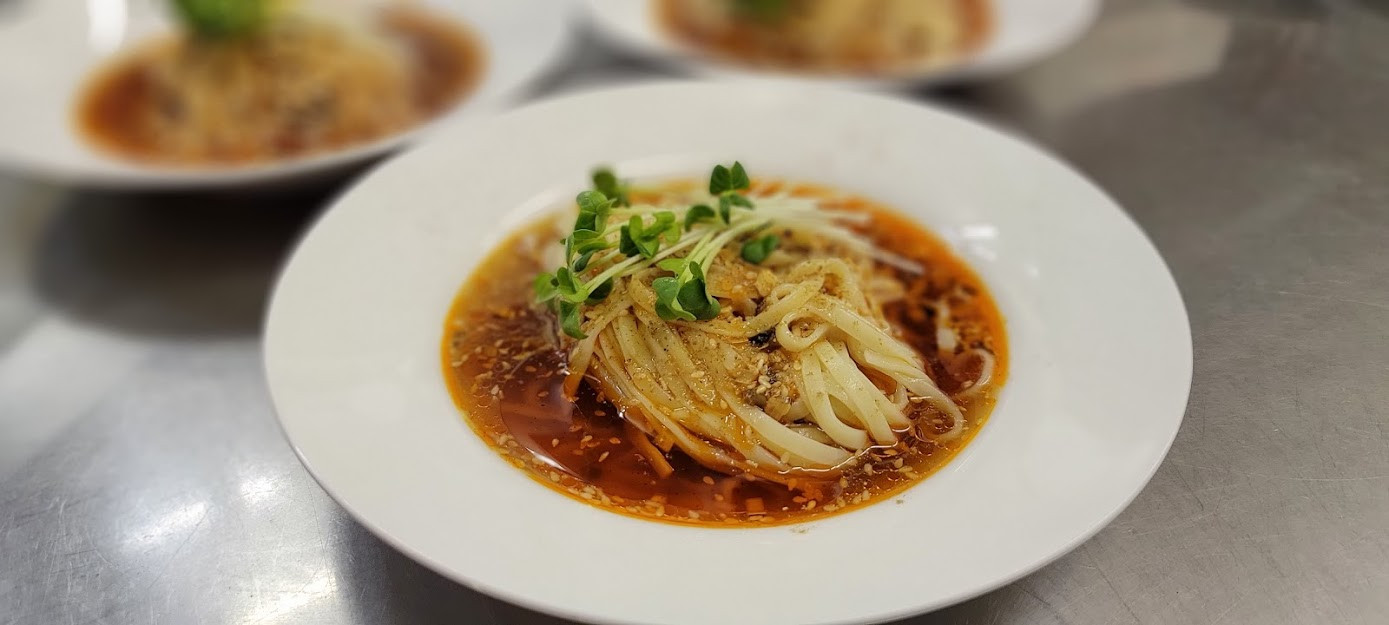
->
<box><xmin>535</xmin><ymin>162</ymin><xmax>799</xmax><ymax>339</ymax></box>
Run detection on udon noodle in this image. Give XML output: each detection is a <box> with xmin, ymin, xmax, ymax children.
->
<box><xmin>444</xmin><ymin>168</ymin><xmax>1006</xmax><ymax>525</ymax></box>
<box><xmin>568</xmin><ymin>205</ymin><xmax>973</xmax><ymax>483</ymax></box>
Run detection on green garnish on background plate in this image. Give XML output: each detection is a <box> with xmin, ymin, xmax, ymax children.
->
<box><xmin>171</xmin><ymin>0</ymin><xmax>274</xmax><ymax>39</ymax></box>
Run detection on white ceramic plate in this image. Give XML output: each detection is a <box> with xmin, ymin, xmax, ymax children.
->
<box><xmin>581</xmin><ymin>0</ymin><xmax>1100</xmax><ymax>87</ymax></box>
<box><xmin>0</xmin><ymin>0</ymin><xmax>573</xmax><ymax>188</ymax></box>
<box><xmin>265</xmin><ymin>82</ymin><xmax>1191</xmax><ymax>625</ymax></box>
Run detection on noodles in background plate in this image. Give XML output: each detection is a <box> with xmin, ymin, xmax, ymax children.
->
<box><xmin>75</xmin><ymin>0</ymin><xmax>483</xmax><ymax>165</ymax></box>
<box><xmin>659</xmin><ymin>0</ymin><xmax>992</xmax><ymax>75</ymax></box>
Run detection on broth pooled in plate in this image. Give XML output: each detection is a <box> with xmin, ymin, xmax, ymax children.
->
<box><xmin>658</xmin><ymin>0</ymin><xmax>992</xmax><ymax>75</ymax></box>
<box><xmin>443</xmin><ymin>163</ymin><xmax>1006</xmax><ymax>526</ymax></box>
<box><xmin>75</xmin><ymin>0</ymin><xmax>484</xmax><ymax>166</ymax></box>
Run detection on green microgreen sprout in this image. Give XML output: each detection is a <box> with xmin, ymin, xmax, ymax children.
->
<box><xmin>740</xmin><ymin>234</ymin><xmax>780</xmax><ymax>264</ymax></box>
<box><xmin>535</xmin><ymin>161</ymin><xmax>773</xmax><ymax>338</ymax></box>
<box><xmin>709</xmin><ymin>161</ymin><xmax>753</xmax><ymax>223</ymax></box>
<box><xmin>619</xmin><ymin>212</ymin><xmax>680</xmax><ymax>259</ymax></box>
<box><xmin>684</xmin><ymin>204</ymin><xmax>717</xmax><ymax>231</ymax></box>
<box><xmin>591</xmin><ymin>167</ymin><xmax>630</xmax><ymax>208</ymax></box>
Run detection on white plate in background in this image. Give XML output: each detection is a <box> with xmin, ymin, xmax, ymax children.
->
<box><xmin>264</xmin><ymin>82</ymin><xmax>1191</xmax><ymax>625</ymax></box>
<box><xmin>0</xmin><ymin>0</ymin><xmax>574</xmax><ymax>188</ymax></box>
<box><xmin>582</xmin><ymin>0</ymin><xmax>1100</xmax><ymax>88</ymax></box>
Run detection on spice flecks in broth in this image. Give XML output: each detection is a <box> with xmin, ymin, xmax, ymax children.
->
<box><xmin>443</xmin><ymin>180</ymin><xmax>1006</xmax><ymax>527</ymax></box>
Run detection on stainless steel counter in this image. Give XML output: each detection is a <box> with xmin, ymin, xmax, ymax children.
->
<box><xmin>3</xmin><ymin>1</ymin><xmax>1387</xmax><ymax>623</ymax></box>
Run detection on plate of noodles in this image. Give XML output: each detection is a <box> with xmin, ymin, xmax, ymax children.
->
<box><xmin>265</xmin><ymin>82</ymin><xmax>1191</xmax><ymax>624</ymax></box>
<box><xmin>0</xmin><ymin>0</ymin><xmax>573</xmax><ymax>187</ymax></box>
<box><xmin>582</xmin><ymin>0</ymin><xmax>1099</xmax><ymax>86</ymax></box>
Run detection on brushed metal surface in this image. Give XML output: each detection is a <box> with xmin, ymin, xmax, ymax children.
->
<box><xmin>3</xmin><ymin>1</ymin><xmax>1387</xmax><ymax>623</ymax></box>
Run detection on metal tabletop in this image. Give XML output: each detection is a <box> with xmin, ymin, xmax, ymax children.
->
<box><xmin>3</xmin><ymin>1</ymin><xmax>1387</xmax><ymax>623</ymax></box>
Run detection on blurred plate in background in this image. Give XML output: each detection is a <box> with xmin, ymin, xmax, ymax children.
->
<box><xmin>583</xmin><ymin>0</ymin><xmax>1099</xmax><ymax>88</ymax></box>
<box><xmin>0</xmin><ymin>0</ymin><xmax>575</xmax><ymax>189</ymax></box>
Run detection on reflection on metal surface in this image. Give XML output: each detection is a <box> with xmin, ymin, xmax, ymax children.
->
<box><xmin>1325</xmin><ymin>0</ymin><xmax>1389</xmax><ymax>71</ymax></box>
<box><xmin>85</xmin><ymin>0</ymin><xmax>127</xmax><ymax>54</ymax></box>
<box><xmin>0</xmin><ymin>316</ymin><xmax>148</xmax><ymax>477</ymax></box>
<box><xmin>239</xmin><ymin>568</ymin><xmax>338</xmax><ymax>625</ymax></box>
<box><xmin>1010</xmin><ymin>2</ymin><xmax>1230</xmax><ymax>121</ymax></box>
<box><xmin>123</xmin><ymin>500</ymin><xmax>208</xmax><ymax>548</ymax></box>
<box><xmin>238</xmin><ymin>473</ymin><xmax>284</xmax><ymax>507</ymax></box>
